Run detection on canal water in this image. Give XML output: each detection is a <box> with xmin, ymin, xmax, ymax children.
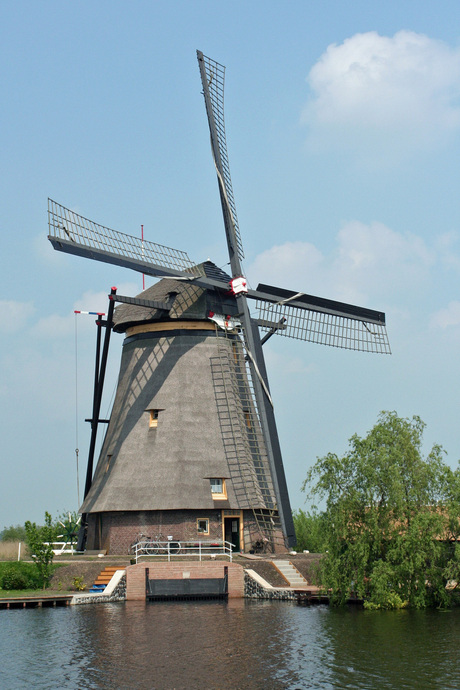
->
<box><xmin>2</xmin><ymin>600</ymin><xmax>460</xmax><ymax>689</ymax></box>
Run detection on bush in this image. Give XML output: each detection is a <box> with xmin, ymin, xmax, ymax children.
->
<box><xmin>72</xmin><ymin>576</ymin><xmax>86</xmax><ymax>591</ymax></box>
<box><xmin>1</xmin><ymin>567</ymin><xmax>28</xmax><ymax>590</ymax></box>
<box><xmin>0</xmin><ymin>562</ymin><xmax>43</xmax><ymax>590</ymax></box>
<box><xmin>24</xmin><ymin>512</ymin><xmax>57</xmax><ymax>589</ymax></box>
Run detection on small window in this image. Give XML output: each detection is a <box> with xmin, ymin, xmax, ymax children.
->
<box><xmin>149</xmin><ymin>410</ymin><xmax>159</xmax><ymax>428</ymax></box>
<box><xmin>210</xmin><ymin>478</ymin><xmax>227</xmax><ymax>499</ymax></box>
<box><xmin>244</xmin><ymin>410</ymin><xmax>252</xmax><ymax>429</ymax></box>
<box><xmin>105</xmin><ymin>455</ymin><xmax>112</xmax><ymax>473</ymax></box>
<box><xmin>197</xmin><ymin>518</ymin><xmax>209</xmax><ymax>535</ymax></box>
<box><xmin>210</xmin><ymin>478</ymin><xmax>223</xmax><ymax>493</ymax></box>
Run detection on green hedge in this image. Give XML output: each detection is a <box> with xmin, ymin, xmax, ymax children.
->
<box><xmin>0</xmin><ymin>562</ymin><xmax>47</xmax><ymax>590</ymax></box>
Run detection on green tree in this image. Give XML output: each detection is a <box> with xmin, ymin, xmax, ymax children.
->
<box><xmin>24</xmin><ymin>512</ymin><xmax>57</xmax><ymax>589</ymax></box>
<box><xmin>0</xmin><ymin>524</ymin><xmax>26</xmax><ymax>542</ymax></box>
<box><xmin>303</xmin><ymin>411</ymin><xmax>460</xmax><ymax>609</ymax></box>
<box><xmin>292</xmin><ymin>508</ymin><xmax>328</xmax><ymax>553</ymax></box>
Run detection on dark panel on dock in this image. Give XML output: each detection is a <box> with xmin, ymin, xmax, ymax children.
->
<box><xmin>147</xmin><ymin>577</ymin><xmax>228</xmax><ymax>601</ymax></box>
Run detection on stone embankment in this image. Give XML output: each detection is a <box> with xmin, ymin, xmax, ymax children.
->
<box><xmin>244</xmin><ymin>570</ymin><xmax>297</xmax><ymax>600</ymax></box>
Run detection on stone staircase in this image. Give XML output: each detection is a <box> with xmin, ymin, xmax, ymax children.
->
<box><xmin>274</xmin><ymin>560</ymin><xmax>308</xmax><ymax>588</ymax></box>
<box><xmin>90</xmin><ymin>566</ymin><xmax>120</xmax><ymax>593</ymax></box>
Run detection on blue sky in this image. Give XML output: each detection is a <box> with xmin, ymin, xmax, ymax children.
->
<box><xmin>2</xmin><ymin>1</ymin><xmax>460</xmax><ymax>527</ymax></box>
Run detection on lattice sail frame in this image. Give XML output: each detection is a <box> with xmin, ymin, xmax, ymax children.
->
<box><xmin>255</xmin><ymin>300</ymin><xmax>391</xmax><ymax>354</ymax></box>
<box><xmin>198</xmin><ymin>53</ymin><xmax>244</xmax><ymax>261</ymax></box>
<box><xmin>48</xmin><ymin>198</ymin><xmax>197</xmax><ymax>275</ymax></box>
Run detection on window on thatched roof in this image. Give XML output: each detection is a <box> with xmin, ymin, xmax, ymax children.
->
<box><xmin>210</xmin><ymin>478</ymin><xmax>227</xmax><ymax>500</ymax></box>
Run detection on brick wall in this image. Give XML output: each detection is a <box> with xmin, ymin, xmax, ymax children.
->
<box><xmin>87</xmin><ymin>509</ymin><xmax>223</xmax><ymax>554</ymax></box>
<box><xmin>126</xmin><ymin>561</ymin><xmax>244</xmax><ymax>600</ymax></box>
<box><xmin>86</xmin><ymin>509</ymin><xmax>286</xmax><ymax>555</ymax></box>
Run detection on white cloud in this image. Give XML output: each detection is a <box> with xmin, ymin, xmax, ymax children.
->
<box><xmin>31</xmin><ymin>282</ymin><xmax>140</xmax><ymax>339</ymax></box>
<box><xmin>435</xmin><ymin>231</ymin><xmax>460</xmax><ymax>271</ymax></box>
<box><xmin>73</xmin><ymin>289</ymin><xmax>118</xmax><ymax>315</ymax></box>
<box><xmin>431</xmin><ymin>301</ymin><xmax>460</xmax><ymax>328</ymax></box>
<box><xmin>303</xmin><ymin>31</ymin><xmax>460</xmax><ymax>158</ymax></box>
<box><xmin>0</xmin><ymin>300</ymin><xmax>35</xmax><ymax>333</ymax></box>
<box><xmin>333</xmin><ymin>220</ymin><xmax>434</xmax><ymax>303</ymax></box>
<box><xmin>32</xmin><ymin>313</ymin><xmax>74</xmax><ymax>338</ymax></box>
<box><xmin>249</xmin><ymin>241</ymin><xmax>325</xmax><ymax>293</ymax></box>
<box><xmin>248</xmin><ymin>221</ymin><xmax>434</xmax><ymax>305</ymax></box>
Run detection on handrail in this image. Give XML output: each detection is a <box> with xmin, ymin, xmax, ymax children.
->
<box><xmin>43</xmin><ymin>541</ymin><xmax>75</xmax><ymax>555</ymax></box>
<box><xmin>132</xmin><ymin>540</ymin><xmax>233</xmax><ymax>564</ymax></box>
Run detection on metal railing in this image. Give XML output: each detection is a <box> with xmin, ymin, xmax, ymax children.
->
<box><xmin>43</xmin><ymin>541</ymin><xmax>76</xmax><ymax>555</ymax></box>
<box><xmin>132</xmin><ymin>540</ymin><xmax>233</xmax><ymax>564</ymax></box>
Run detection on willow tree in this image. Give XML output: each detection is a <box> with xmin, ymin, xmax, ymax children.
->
<box><xmin>304</xmin><ymin>412</ymin><xmax>460</xmax><ymax>608</ymax></box>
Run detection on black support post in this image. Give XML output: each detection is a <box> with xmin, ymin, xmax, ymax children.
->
<box><xmin>76</xmin><ymin>287</ymin><xmax>116</xmax><ymax>552</ymax></box>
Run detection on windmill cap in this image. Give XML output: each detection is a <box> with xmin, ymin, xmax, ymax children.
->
<box><xmin>112</xmin><ymin>261</ymin><xmax>237</xmax><ymax>333</ymax></box>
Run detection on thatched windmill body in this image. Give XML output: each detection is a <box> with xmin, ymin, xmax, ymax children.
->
<box><xmin>48</xmin><ymin>53</ymin><xmax>391</xmax><ymax>554</ymax></box>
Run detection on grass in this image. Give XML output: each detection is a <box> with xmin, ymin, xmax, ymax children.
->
<box><xmin>0</xmin><ymin>560</ymin><xmax>127</xmax><ymax>596</ymax></box>
<box><xmin>0</xmin><ymin>588</ymin><xmax>73</xmax><ymax>598</ymax></box>
<box><xmin>0</xmin><ymin>541</ymin><xmax>29</xmax><ymax>561</ymax></box>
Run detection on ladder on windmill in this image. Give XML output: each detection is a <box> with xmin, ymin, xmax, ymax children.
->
<box><xmin>212</xmin><ymin>325</ymin><xmax>282</xmax><ymax>549</ymax></box>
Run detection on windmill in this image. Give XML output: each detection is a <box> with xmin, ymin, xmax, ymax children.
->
<box><xmin>48</xmin><ymin>52</ymin><xmax>390</xmax><ymax>554</ymax></box>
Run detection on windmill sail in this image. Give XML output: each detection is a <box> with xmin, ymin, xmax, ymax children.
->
<box><xmin>48</xmin><ymin>198</ymin><xmax>199</xmax><ymax>279</ymax></box>
<box><xmin>198</xmin><ymin>50</ymin><xmax>296</xmax><ymax>547</ymax></box>
<box><xmin>197</xmin><ymin>51</ymin><xmax>245</xmax><ymax>263</ymax></box>
<box><xmin>248</xmin><ymin>282</ymin><xmax>390</xmax><ymax>352</ymax></box>
<box><xmin>255</xmin><ymin>294</ymin><xmax>391</xmax><ymax>354</ymax></box>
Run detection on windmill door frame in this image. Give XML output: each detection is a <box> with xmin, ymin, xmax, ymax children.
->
<box><xmin>222</xmin><ymin>510</ymin><xmax>243</xmax><ymax>553</ymax></box>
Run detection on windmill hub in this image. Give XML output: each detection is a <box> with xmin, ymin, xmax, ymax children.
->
<box><xmin>229</xmin><ymin>276</ymin><xmax>248</xmax><ymax>295</ymax></box>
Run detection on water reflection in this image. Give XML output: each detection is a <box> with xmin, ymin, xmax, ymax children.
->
<box><xmin>321</xmin><ymin>607</ymin><xmax>460</xmax><ymax>690</ymax></box>
<box><xmin>2</xmin><ymin>601</ymin><xmax>460</xmax><ymax>689</ymax></box>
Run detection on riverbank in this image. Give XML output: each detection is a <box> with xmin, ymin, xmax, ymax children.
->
<box><xmin>0</xmin><ymin>552</ymin><xmax>322</xmax><ymax>599</ymax></box>
<box><xmin>244</xmin><ymin>552</ymin><xmax>322</xmax><ymax>587</ymax></box>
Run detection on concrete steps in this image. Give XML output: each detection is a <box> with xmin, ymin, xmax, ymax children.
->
<box><xmin>274</xmin><ymin>560</ymin><xmax>308</xmax><ymax>587</ymax></box>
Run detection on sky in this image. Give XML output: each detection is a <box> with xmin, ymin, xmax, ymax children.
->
<box><xmin>2</xmin><ymin>0</ymin><xmax>460</xmax><ymax>528</ymax></box>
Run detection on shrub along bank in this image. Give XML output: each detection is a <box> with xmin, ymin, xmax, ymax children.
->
<box><xmin>0</xmin><ymin>561</ymin><xmax>54</xmax><ymax>591</ymax></box>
